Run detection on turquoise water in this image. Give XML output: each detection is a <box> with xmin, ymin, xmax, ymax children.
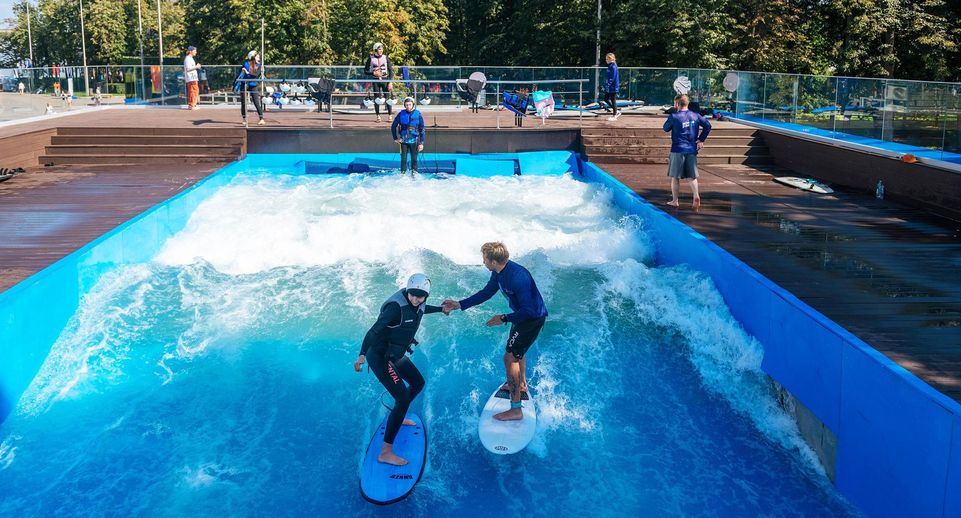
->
<box><xmin>0</xmin><ymin>170</ymin><xmax>858</xmax><ymax>516</ymax></box>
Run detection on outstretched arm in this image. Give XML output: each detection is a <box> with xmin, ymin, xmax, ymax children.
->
<box><xmin>457</xmin><ymin>273</ymin><xmax>499</xmax><ymax>311</ymax></box>
<box><xmin>424</xmin><ymin>304</ymin><xmax>448</xmax><ymax>315</ymax></box>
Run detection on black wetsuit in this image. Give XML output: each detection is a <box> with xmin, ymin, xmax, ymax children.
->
<box><xmin>360</xmin><ymin>289</ymin><xmax>442</xmax><ymax>444</ymax></box>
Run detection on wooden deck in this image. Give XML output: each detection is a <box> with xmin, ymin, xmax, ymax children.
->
<box><xmin>1</xmin><ymin>105</ymin><xmax>960</xmax><ymax>402</ymax></box>
<box><xmin>0</xmin><ymin>162</ymin><xmax>220</xmax><ymax>291</ymax></box>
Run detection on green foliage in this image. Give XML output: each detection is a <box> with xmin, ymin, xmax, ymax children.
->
<box><xmin>87</xmin><ymin>0</ymin><xmax>128</xmax><ymax>64</ymax></box>
<box><xmin>0</xmin><ymin>0</ymin><xmax>959</xmax><ymax>82</ymax></box>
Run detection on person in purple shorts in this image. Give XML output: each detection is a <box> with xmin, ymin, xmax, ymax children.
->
<box><xmin>663</xmin><ymin>94</ymin><xmax>711</xmax><ymax>208</ymax></box>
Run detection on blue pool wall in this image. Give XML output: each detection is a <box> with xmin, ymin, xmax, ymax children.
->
<box><xmin>578</xmin><ymin>160</ymin><xmax>961</xmax><ymax>518</ymax></box>
<box><xmin>0</xmin><ymin>150</ymin><xmax>957</xmax><ymax>517</ymax></box>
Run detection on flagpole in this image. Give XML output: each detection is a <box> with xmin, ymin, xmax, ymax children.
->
<box><xmin>26</xmin><ymin>1</ymin><xmax>33</xmax><ymax>65</ymax></box>
<box><xmin>80</xmin><ymin>0</ymin><xmax>90</xmax><ymax>95</ymax></box>
<box><xmin>137</xmin><ymin>0</ymin><xmax>146</xmax><ymax>99</ymax></box>
<box><xmin>157</xmin><ymin>0</ymin><xmax>164</xmax><ymax>105</ymax></box>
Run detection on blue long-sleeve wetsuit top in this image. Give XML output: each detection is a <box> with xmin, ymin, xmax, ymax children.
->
<box><xmin>458</xmin><ymin>260</ymin><xmax>548</xmax><ymax>323</ymax></box>
<box><xmin>663</xmin><ymin>110</ymin><xmax>712</xmax><ymax>154</ymax></box>
<box><xmin>391</xmin><ymin>109</ymin><xmax>425</xmax><ymax>144</ymax></box>
<box><xmin>605</xmin><ymin>62</ymin><xmax>619</xmax><ymax>94</ymax></box>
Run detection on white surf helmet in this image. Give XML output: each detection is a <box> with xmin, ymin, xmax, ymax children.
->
<box><xmin>406</xmin><ymin>273</ymin><xmax>431</xmax><ymax>298</ymax></box>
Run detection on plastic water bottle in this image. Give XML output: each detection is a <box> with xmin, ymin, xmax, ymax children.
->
<box><xmin>876</xmin><ymin>180</ymin><xmax>885</xmax><ymax>200</ymax></box>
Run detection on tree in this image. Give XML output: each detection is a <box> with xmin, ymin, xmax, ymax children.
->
<box><xmin>87</xmin><ymin>0</ymin><xmax>129</xmax><ymax>64</ymax></box>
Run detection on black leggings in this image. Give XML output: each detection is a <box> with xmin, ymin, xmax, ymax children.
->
<box><xmin>604</xmin><ymin>92</ymin><xmax>617</xmax><ymax>115</ymax></box>
<box><xmin>242</xmin><ymin>84</ymin><xmax>264</xmax><ymax>120</ymax></box>
<box><xmin>371</xmin><ymin>82</ymin><xmax>392</xmax><ymax>115</ymax></box>
<box><xmin>400</xmin><ymin>143</ymin><xmax>419</xmax><ymax>172</ymax></box>
<box><xmin>367</xmin><ymin>352</ymin><xmax>424</xmax><ymax>444</ymax></box>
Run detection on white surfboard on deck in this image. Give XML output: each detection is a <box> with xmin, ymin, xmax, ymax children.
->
<box><xmin>773</xmin><ymin>176</ymin><xmax>834</xmax><ymax>194</ymax></box>
<box><xmin>478</xmin><ymin>387</ymin><xmax>537</xmax><ymax>455</ymax></box>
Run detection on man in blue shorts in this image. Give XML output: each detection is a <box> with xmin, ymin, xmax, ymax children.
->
<box><xmin>663</xmin><ymin>94</ymin><xmax>711</xmax><ymax>208</ymax></box>
<box><xmin>443</xmin><ymin>242</ymin><xmax>548</xmax><ymax>421</ymax></box>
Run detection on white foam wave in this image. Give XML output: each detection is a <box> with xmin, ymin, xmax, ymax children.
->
<box><xmin>597</xmin><ymin>258</ymin><xmax>825</xmax><ymax>474</ymax></box>
<box><xmin>157</xmin><ymin>174</ymin><xmax>650</xmax><ymax>274</ymax></box>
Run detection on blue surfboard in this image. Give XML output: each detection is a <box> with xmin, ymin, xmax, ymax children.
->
<box><xmin>359</xmin><ymin>413</ymin><xmax>427</xmax><ymax>505</ymax></box>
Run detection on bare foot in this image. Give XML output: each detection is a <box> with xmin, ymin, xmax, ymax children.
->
<box><xmin>494</xmin><ymin>408</ymin><xmax>524</xmax><ymax>421</ymax></box>
<box><xmin>499</xmin><ymin>383</ymin><xmax>528</xmax><ymax>393</ymax></box>
<box><xmin>402</xmin><ymin>418</ymin><xmax>416</xmax><ymax>426</ymax></box>
<box><xmin>666</xmin><ymin>200</ymin><xmax>680</xmax><ymax>207</ymax></box>
<box><xmin>378</xmin><ymin>451</ymin><xmax>409</xmax><ymax>466</ymax></box>
<box><xmin>692</xmin><ymin>197</ymin><xmax>701</xmax><ymax>209</ymax></box>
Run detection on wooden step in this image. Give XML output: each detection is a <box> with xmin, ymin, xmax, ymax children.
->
<box><xmin>582</xmin><ymin>135</ymin><xmax>763</xmax><ymax>146</ymax></box>
<box><xmin>581</xmin><ymin>127</ymin><xmax>760</xmax><ymax>138</ymax></box>
<box><xmin>587</xmin><ymin>154</ymin><xmax>774</xmax><ymax>165</ymax></box>
<box><xmin>56</xmin><ymin>127</ymin><xmax>245</xmax><ymax>137</ymax></box>
<box><xmin>583</xmin><ymin>144</ymin><xmax>769</xmax><ymax>157</ymax></box>
<box><xmin>51</xmin><ymin>135</ymin><xmax>244</xmax><ymax>146</ymax></box>
<box><xmin>39</xmin><ymin>154</ymin><xmax>236</xmax><ymax>166</ymax></box>
<box><xmin>45</xmin><ymin>144</ymin><xmax>241</xmax><ymax>156</ymax></box>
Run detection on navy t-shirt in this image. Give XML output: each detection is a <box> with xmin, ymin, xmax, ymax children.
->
<box><xmin>663</xmin><ymin>110</ymin><xmax>711</xmax><ymax>154</ymax></box>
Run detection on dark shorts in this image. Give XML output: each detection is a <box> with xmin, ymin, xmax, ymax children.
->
<box><xmin>667</xmin><ymin>152</ymin><xmax>698</xmax><ymax>179</ymax></box>
<box><xmin>505</xmin><ymin>317</ymin><xmax>546</xmax><ymax>360</ymax></box>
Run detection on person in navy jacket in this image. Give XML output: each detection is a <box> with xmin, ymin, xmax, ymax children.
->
<box><xmin>604</xmin><ymin>53</ymin><xmax>620</xmax><ymax>121</ymax></box>
<box><xmin>443</xmin><ymin>242</ymin><xmax>548</xmax><ymax>422</ymax></box>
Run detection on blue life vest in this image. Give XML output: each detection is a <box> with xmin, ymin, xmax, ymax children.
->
<box><xmin>396</xmin><ymin>109</ymin><xmax>423</xmax><ymax>145</ymax></box>
<box><xmin>502</xmin><ymin>92</ymin><xmax>529</xmax><ymax>116</ymax></box>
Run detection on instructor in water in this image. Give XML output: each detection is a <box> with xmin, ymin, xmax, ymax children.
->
<box><xmin>390</xmin><ymin>97</ymin><xmax>425</xmax><ymax>174</ymax></box>
<box><xmin>443</xmin><ymin>242</ymin><xmax>548</xmax><ymax>421</ymax></box>
<box><xmin>354</xmin><ymin>274</ymin><xmax>446</xmax><ymax>466</ymax></box>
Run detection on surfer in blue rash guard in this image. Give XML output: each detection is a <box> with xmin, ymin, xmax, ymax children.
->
<box><xmin>353</xmin><ymin>274</ymin><xmax>448</xmax><ymax>466</ymax></box>
<box><xmin>442</xmin><ymin>242</ymin><xmax>548</xmax><ymax>422</ymax></box>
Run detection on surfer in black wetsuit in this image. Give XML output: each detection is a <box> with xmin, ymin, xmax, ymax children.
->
<box><xmin>353</xmin><ymin>274</ymin><xmax>447</xmax><ymax>466</ymax></box>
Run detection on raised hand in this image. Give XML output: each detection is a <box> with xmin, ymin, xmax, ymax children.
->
<box><xmin>485</xmin><ymin>314</ymin><xmax>505</xmax><ymax>327</ymax></box>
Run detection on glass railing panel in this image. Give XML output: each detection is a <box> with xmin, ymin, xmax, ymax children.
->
<box><xmin>941</xmin><ymin>85</ymin><xmax>961</xmax><ymax>160</ymax></box>
<box><xmin>878</xmin><ymin>80</ymin><xmax>947</xmax><ymax>152</ymax></box>
<box><xmin>762</xmin><ymin>73</ymin><xmax>799</xmax><ymax>123</ymax></box>
<box><xmin>735</xmin><ymin>71</ymin><xmax>764</xmax><ymax>119</ymax></box>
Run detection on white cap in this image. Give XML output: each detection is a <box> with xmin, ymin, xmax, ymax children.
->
<box><xmin>247</xmin><ymin>50</ymin><xmax>258</xmax><ymax>59</ymax></box>
<box><xmin>373</xmin><ymin>42</ymin><xmax>384</xmax><ymax>51</ymax></box>
<box><xmin>406</xmin><ymin>274</ymin><xmax>431</xmax><ymax>297</ymax></box>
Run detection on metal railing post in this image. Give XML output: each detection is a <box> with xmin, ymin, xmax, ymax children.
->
<box><xmin>579</xmin><ymin>81</ymin><xmax>583</xmax><ymax>127</ymax></box>
<box><xmin>496</xmin><ymin>83</ymin><xmax>500</xmax><ymax>129</ymax></box>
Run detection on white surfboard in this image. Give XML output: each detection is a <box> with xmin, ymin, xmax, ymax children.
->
<box><xmin>478</xmin><ymin>387</ymin><xmax>537</xmax><ymax>455</ymax></box>
<box><xmin>773</xmin><ymin>176</ymin><xmax>834</xmax><ymax>194</ymax></box>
